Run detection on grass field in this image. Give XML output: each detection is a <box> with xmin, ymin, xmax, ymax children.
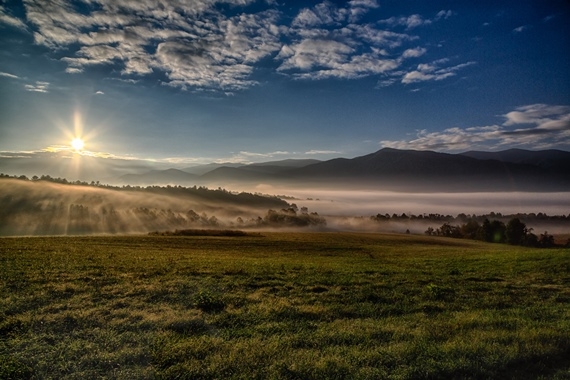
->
<box><xmin>1</xmin><ymin>232</ymin><xmax>569</xmax><ymax>379</ymax></box>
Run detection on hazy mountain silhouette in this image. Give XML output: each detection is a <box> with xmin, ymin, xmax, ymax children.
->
<box><xmin>460</xmin><ymin>149</ymin><xmax>570</xmax><ymax>178</ymax></box>
<box><xmin>181</xmin><ymin>162</ymin><xmax>245</xmax><ymax>176</ymax></box>
<box><xmin>248</xmin><ymin>159</ymin><xmax>321</xmax><ymax>168</ymax></box>
<box><xmin>119</xmin><ymin>168</ymin><xmax>198</xmax><ymax>185</ymax></box>
<box><xmin>114</xmin><ymin>148</ymin><xmax>570</xmax><ymax>191</ymax></box>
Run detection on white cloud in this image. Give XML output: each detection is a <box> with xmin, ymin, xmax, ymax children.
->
<box><xmin>0</xmin><ymin>6</ymin><xmax>28</xmax><ymax>30</ymax></box>
<box><xmin>15</xmin><ymin>0</ymin><xmax>470</xmax><ymax>91</ymax></box>
<box><xmin>305</xmin><ymin>150</ymin><xmax>342</xmax><ymax>155</ymax></box>
<box><xmin>502</xmin><ymin>104</ymin><xmax>570</xmax><ymax>132</ymax></box>
<box><xmin>65</xmin><ymin>67</ymin><xmax>83</xmax><ymax>74</ymax></box>
<box><xmin>348</xmin><ymin>0</ymin><xmax>378</xmax><ymax>8</ymax></box>
<box><xmin>348</xmin><ymin>0</ymin><xmax>379</xmax><ymax>22</ymax></box>
<box><xmin>0</xmin><ymin>72</ymin><xmax>20</xmax><ymax>79</ymax></box>
<box><xmin>217</xmin><ymin>150</ymin><xmax>292</xmax><ymax>163</ymax></box>
<box><xmin>435</xmin><ymin>10</ymin><xmax>454</xmax><ymax>20</ymax></box>
<box><xmin>380</xmin><ymin>14</ymin><xmax>431</xmax><ymax>29</ymax></box>
<box><xmin>401</xmin><ymin>60</ymin><xmax>476</xmax><ymax>84</ymax></box>
<box><xmin>21</xmin><ymin>0</ymin><xmax>279</xmax><ymax>91</ymax></box>
<box><xmin>24</xmin><ymin>81</ymin><xmax>49</xmax><ymax>93</ymax></box>
<box><xmin>513</xmin><ymin>25</ymin><xmax>529</xmax><ymax>33</ymax></box>
<box><xmin>95</xmin><ymin>90</ymin><xmax>104</xmax><ymax>95</ymax></box>
<box><xmin>380</xmin><ymin>104</ymin><xmax>570</xmax><ymax>151</ymax></box>
<box><xmin>292</xmin><ymin>8</ymin><xmax>323</xmax><ymax>28</ymax></box>
<box><xmin>402</xmin><ymin>47</ymin><xmax>426</xmax><ymax>58</ymax></box>
<box><xmin>279</xmin><ymin>3</ymin><xmax>424</xmax><ymax>81</ymax></box>
<box><xmin>379</xmin><ymin>10</ymin><xmax>454</xmax><ymax>30</ymax></box>
<box><xmin>277</xmin><ymin>39</ymin><xmax>354</xmax><ymax>71</ymax></box>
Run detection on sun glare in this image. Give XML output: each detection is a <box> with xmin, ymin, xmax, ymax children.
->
<box><xmin>71</xmin><ymin>138</ymin><xmax>85</xmax><ymax>151</ymax></box>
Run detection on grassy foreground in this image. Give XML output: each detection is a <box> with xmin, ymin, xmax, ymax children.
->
<box><xmin>1</xmin><ymin>233</ymin><xmax>569</xmax><ymax>379</ymax></box>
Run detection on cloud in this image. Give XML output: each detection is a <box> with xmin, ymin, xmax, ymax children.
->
<box><xmin>380</xmin><ymin>104</ymin><xmax>570</xmax><ymax>151</ymax></box>
<box><xmin>279</xmin><ymin>4</ymin><xmax>466</xmax><ymax>84</ymax></box>
<box><xmin>65</xmin><ymin>67</ymin><xmax>83</xmax><ymax>74</ymax></box>
<box><xmin>20</xmin><ymin>0</ymin><xmax>279</xmax><ymax>92</ymax></box>
<box><xmin>380</xmin><ymin>14</ymin><xmax>432</xmax><ymax>29</ymax></box>
<box><xmin>513</xmin><ymin>25</ymin><xmax>529</xmax><ymax>33</ymax></box>
<box><xmin>401</xmin><ymin>60</ymin><xmax>476</xmax><ymax>84</ymax></box>
<box><xmin>349</xmin><ymin>0</ymin><xmax>379</xmax><ymax>8</ymax></box>
<box><xmin>278</xmin><ymin>2</ymin><xmax>422</xmax><ymax>81</ymax></box>
<box><xmin>14</xmin><ymin>1</ymin><xmax>469</xmax><ymax>91</ymax></box>
<box><xmin>217</xmin><ymin>150</ymin><xmax>288</xmax><ymax>162</ymax></box>
<box><xmin>305</xmin><ymin>150</ymin><xmax>342</xmax><ymax>155</ymax></box>
<box><xmin>0</xmin><ymin>6</ymin><xmax>27</xmax><ymax>30</ymax></box>
<box><xmin>277</xmin><ymin>39</ymin><xmax>354</xmax><ymax>71</ymax></box>
<box><xmin>402</xmin><ymin>47</ymin><xmax>426</xmax><ymax>58</ymax></box>
<box><xmin>348</xmin><ymin>0</ymin><xmax>379</xmax><ymax>22</ymax></box>
<box><xmin>435</xmin><ymin>10</ymin><xmax>454</xmax><ymax>20</ymax></box>
<box><xmin>0</xmin><ymin>72</ymin><xmax>20</xmax><ymax>79</ymax></box>
<box><xmin>379</xmin><ymin>10</ymin><xmax>453</xmax><ymax>30</ymax></box>
<box><xmin>95</xmin><ymin>90</ymin><xmax>104</xmax><ymax>95</ymax></box>
<box><xmin>24</xmin><ymin>81</ymin><xmax>49</xmax><ymax>93</ymax></box>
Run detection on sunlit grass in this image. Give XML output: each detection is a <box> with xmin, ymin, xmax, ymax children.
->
<box><xmin>1</xmin><ymin>233</ymin><xmax>569</xmax><ymax>379</ymax></box>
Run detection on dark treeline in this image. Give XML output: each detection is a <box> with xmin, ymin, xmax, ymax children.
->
<box><xmin>425</xmin><ymin>218</ymin><xmax>562</xmax><ymax>248</ymax></box>
<box><xmin>0</xmin><ymin>173</ymin><xmax>287</xmax><ymax>209</ymax></box>
<box><xmin>370</xmin><ymin>212</ymin><xmax>570</xmax><ymax>247</ymax></box>
<box><xmin>370</xmin><ymin>211</ymin><xmax>570</xmax><ymax>224</ymax></box>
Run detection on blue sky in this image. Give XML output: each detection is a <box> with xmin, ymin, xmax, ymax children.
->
<box><xmin>0</xmin><ymin>0</ymin><xmax>569</xmax><ymax>170</ymax></box>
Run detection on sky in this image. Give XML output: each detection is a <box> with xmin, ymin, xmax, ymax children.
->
<box><xmin>0</xmin><ymin>0</ymin><xmax>569</xmax><ymax>173</ymax></box>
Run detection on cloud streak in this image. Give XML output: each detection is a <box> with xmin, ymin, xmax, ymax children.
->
<box><xmin>380</xmin><ymin>104</ymin><xmax>570</xmax><ymax>151</ymax></box>
<box><xmin>24</xmin><ymin>81</ymin><xmax>49</xmax><ymax>93</ymax></box>
<box><xmin>0</xmin><ymin>72</ymin><xmax>21</xmax><ymax>79</ymax></box>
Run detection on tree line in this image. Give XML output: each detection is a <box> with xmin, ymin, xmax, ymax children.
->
<box><xmin>425</xmin><ymin>217</ymin><xmax>559</xmax><ymax>248</ymax></box>
<box><xmin>0</xmin><ymin>173</ymin><xmax>288</xmax><ymax>209</ymax></box>
<box><xmin>370</xmin><ymin>211</ymin><xmax>570</xmax><ymax>224</ymax></box>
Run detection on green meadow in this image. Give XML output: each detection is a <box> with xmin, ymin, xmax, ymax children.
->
<box><xmin>1</xmin><ymin>233</ymin><xmax>569</xmax><ymax>379</ymax></box>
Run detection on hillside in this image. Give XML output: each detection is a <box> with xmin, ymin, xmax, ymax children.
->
<box><xmin>0</xmin><ymin>178</ymin><xmax>289</xmax><ymax>235</ymax></box>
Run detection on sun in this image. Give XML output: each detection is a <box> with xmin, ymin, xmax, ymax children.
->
<box><xmin>71</xmin><ymin>138</ymin><xmax>85</xmax><ymax>151</ymax></box>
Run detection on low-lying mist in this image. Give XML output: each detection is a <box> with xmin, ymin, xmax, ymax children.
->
<box><xmin>1</xmin><ymin>178</ymin><xmax>569</xmax><ymax>236</ymax></box>
<box><xmin>249</xmin><ymin>185</ymin><xmax>570</xmax><ymax>235</ymax></box>
<box><xmin>0</xmin><ymin>179</ymin><xmax>287</xmax><ymax>235</ymax></box>
<box><xmin>252</xmin><ymin>185</ymin><xmax>570</xmax><ymax>216</ymax></box>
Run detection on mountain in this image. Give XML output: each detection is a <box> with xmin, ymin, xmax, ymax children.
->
<box><xmin>293</xmin><ymin>148</ymin><xmax>531</xmax><ymax>177</ymax></box>
<box><xmin>115</xmin><ymin>148</ymin><xmax>570</xmax><ymax>191</ymax></box>
<box><xmin>119</xmin><ymin>168</ymin><xmax>198</xmax><ymax>185</ymax></box>
<box><xmin>460</xmin><ymin>149</ymin><xmax>570</xmax><ymax>176</ymax></box>
<box><xmin>248</xmin><ymin>159</ymin><xmax>321</xmax><ymax>168</ymax></box>
<box><xmin>288</xmin><ymin>148</ymin><xmax>568</xmax><ymax>191</ymax></box>
<box><xmin>181</xmin><ymin>162</ymin><xmax>245</xmax><ymax>176</ymax></box>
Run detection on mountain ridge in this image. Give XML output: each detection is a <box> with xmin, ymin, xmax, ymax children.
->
<box><xmin>112</xmin><ymin>148</ymin><xmax>570</xmax><ymax>191</ymax></box>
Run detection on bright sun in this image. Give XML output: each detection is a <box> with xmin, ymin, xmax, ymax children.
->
<box><xmin>71</xmin><ymin>138</ymin><xmax>85</xmax><ymax>151</ymax></box>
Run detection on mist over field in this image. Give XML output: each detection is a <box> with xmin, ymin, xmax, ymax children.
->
<box><xmin>1</xmin><ymin>177</ymin><xmax>569</xmax><ymax>236</ymax></box>
<box><xmin>266</xmin><ymin>187</ymin><xmax>570</xmax><ymax>216</ymax></box>
<box><xmin>0</xmin><ymin>179</ymin><xmax>290</xmax><ymax>235</ymax></box>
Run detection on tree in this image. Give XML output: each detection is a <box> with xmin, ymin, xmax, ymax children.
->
<box><xmin>506</xmin><ymin>218</ymin><xmax>527</xmax><ymax>245</ymax></box>
<box><xmin>461</xmin><ymin>219</ymin><xmax>480</xmax><ymax>239</ymax></box>
<box><xmin>439</xmin><ymin>223</ymin><xmax>462</xmax><ymax>238</ymax></box>
<box><xmin>478</xmin><ymin>218</ymin><xmax>493</xmax><ymax>242</ymax></box>
<box><xmin>539</xmin><ymin>231</ymin><xmax>555</xmax><ymax>248</ymax></box>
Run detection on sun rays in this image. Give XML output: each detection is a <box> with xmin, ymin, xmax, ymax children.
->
<box><xmin>71</xmin><ymin>137</ymin><xmax>84</xmax><ymax>151</ymax></box>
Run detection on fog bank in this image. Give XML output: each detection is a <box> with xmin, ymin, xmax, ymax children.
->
<box><xmin>259</xmin><ymin>187</ymin><xmax>570</xmax><ymax>217</ymax></box>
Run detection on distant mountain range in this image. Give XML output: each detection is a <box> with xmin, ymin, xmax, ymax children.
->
<box><xmin>115</xmin><ymin>148</ymin><xmax>570</xmax><ymax>191</ymax></box>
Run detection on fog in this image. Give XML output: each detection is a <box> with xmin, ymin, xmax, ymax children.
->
<box><xmin>266</xmin><ymin>188</ymin><xmax>570</xmax><ymax>216</ymax></box>
<box><xmin>1</xmin><ymin>178</ymin><xmax>569</xmax><ymax>236</ymax></box>
<box><xmin>0</xmin><ymin>179</ymin><xmax>282</xmax><ymax>235</ymax></box>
